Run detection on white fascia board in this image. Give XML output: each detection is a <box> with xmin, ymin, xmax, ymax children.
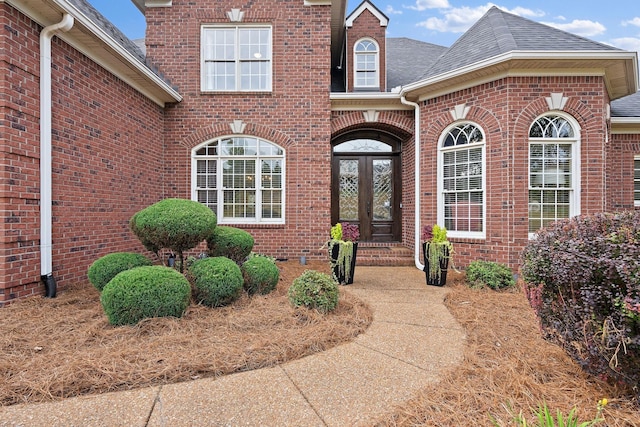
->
<box><xmin>401</xmin><ymin>50</ymin><xmax>638</xmax><ymax>98</ymax></box>
<box><xmin>330</xmin><ymin>92</ymin><xmax>411</xmax><ymax>110</ymax></box>
<box><xmin>304</xmin><ymin>0</ymin><xmax>333</xmax><ymax>5</ymax></box>
<box><xmin>346</xmin><ymin>1</ymin><xmax>388</xmax><ymax>27</ymax></box>
<box><xmin>611</xmin><ymin>117</ymin><xmax>640</xmax><ymax>134</ymax></box>
<box><xmin>54</xmin><ymin>0</ymin><xmax>181</xmax><ymax>103</ymax></box>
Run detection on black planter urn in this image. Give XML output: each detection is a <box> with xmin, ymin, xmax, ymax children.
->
<box><xmin>328</xmin><ymin>241</ymin><xmax>358</xmax><ymax>285</ymax></box>
<box><xmin>423</xmin><ymin>242</ymin><xmax>449</xmax><ymax>287</ymax></box>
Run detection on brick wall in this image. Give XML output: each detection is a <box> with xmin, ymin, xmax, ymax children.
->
<box><xmin>145</xmin><ymin>0</ymin><xmax>333</xmax><ymax>262</ymax></box>
<box><xmin>418</xmin><ymin>76</ymin><xmax>611</xmax><ymax>269</ymax></box>
<box><xmin>607</xmin><ymin>133</ymin><xmax>640</xmax><ymax>211</ymax></box>
<box><xmin>0</xmin><ymin>3</ymin><xmax>166</xmax><ymax>305</ymax></box>
<box><xmin>345</xmin><ymin>7</ymin><xmax>386</xmax><ymax>92</ymax></box>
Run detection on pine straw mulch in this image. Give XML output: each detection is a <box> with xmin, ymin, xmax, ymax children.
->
<box><xmin>0</xmin><ymin>260</ymin><xmax>372</xmax><ymax>406</ymax></box>
<box><xmin>376</xmin><ymin>271</ymin><xmax>640</xmax><ymax>426</ymax></box>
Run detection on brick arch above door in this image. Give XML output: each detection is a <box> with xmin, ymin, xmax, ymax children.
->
<box><xmin>331</xmin><ymin>110</ymin><xmax>414</xmax><ymax>139</ymax></box>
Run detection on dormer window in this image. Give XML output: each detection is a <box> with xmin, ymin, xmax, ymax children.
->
<box><xmin>354</xmin><ymin>38</ymin><xmax>379</xmax><ymax>89</ymax></box>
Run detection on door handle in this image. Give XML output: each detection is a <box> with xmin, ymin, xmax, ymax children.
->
<box><xmin>367</xmin><ymin>201</ymin><xmax>371</xmax><ymax>217</ymax></box>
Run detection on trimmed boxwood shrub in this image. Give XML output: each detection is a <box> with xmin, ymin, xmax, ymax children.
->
<box><xmin>190</xmin><ymin>257</ymin><xmax>243</xmax><ymax>307</ymax></box>
<box><xmin>520</xmin><ymin>211</ymin><xmax>640</xmax><ymax>393</ymax></box>
<box><xmin>130</xmin><ymin>198</ymin><xmax>217</xmax><ymax>271</ymax></box>
<box><xmin>288</xmin><ymin>270</ymin><xmax>339</xmax><ymax>313</ymax></box>
<box><xmin>100</xmin><ymin>266</ymin><xmax>191</xmax><ymax>326</ymax></box>
<box><xmin>465</xmin><ymin>260</ymin><xmax>515</xmax><ymax>290</ymax></box>
<box><xmin>206</xmin><ymin>226</ymin><xmax>254</xmax><ymax>264</ymax></box>
<box><xmin>241</xmin><ymin>256</ymin><xmax>280</xmax><ymax>295</ymax></box>
<box><xmin>87</xmin><ymin>252</ymin><xmax>152</xmax><ymax>292</ymax></box>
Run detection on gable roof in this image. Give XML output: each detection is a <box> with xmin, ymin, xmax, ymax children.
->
<box><xmin>387</xmin><ymin>38</ymin><xmax>447</xmax><ymax>90</ymax></box>
<box><xmin>424</xmin><ymin>6</ymin><xmax>622</xmax><ymax>79</ymax></box>
<box><xmin>346</xmin><ymin>0</ymin><xmax>388</xmax><ymax>28</ymax></box>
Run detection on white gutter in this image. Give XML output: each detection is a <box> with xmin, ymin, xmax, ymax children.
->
<box><xmin>40</xmin><ymin>13</ymin><xmax>74</xmax><ymax>296</ymax></box>
<box><xmin>400</xmin><ymin>95</ymin><xmax>424</xmax><ymax>271</ymax></box>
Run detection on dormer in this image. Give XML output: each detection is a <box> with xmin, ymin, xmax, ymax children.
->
<box><xmin>345</xmin><ymin>0</ymin><xmax>388</xmax><ymax>92</ymax></box>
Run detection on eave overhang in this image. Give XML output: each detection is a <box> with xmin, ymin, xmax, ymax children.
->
<box><xmin>330</xmin><ymin>92</ymin><xmax>413</xmax><ymax>111</ymax></box>
<box><xmin>400</xmin><ymin>51</ymin><xmax>639</xmax><ymax>104</ymax></box>
<box><xmin>7</xmin><ymin>0</ymin><xmax>182</xmax><ymax>106</ymax></box>
<box><xmin>611</xmin><ymin>117</ymin><xmax>640</xmax><ymax>134</ymax></box>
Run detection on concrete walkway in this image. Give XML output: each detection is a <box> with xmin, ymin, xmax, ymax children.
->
<box><xmin>0</xmin><ymin>267</ymin><xmax>465</xmax><ymax>427</ymax></box>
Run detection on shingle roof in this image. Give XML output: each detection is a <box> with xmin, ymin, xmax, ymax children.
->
<box><xmin>66</xmin><ymin>0</ymin><xmax>146</xmax><ymax>63</ymax></box>
<box><xmin>611</xmin><ymin>91</ymin><xmax>640</xmax><ymax>117</ymax></box>
<box><xmin>422</xmin><ymin>6</ymin><xmax>621</xmax><ymax>79</ymax></box>
<box><xmin>386</xmin><ymin>38</ymin><xmax>447</xmax><ymax>90</ymax></box>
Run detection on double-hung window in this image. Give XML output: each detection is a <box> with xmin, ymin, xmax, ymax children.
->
<box><xmin>201</xmin><ymin>25</ymin><xmax>272</xmax><ymax>91</ymax></box>
<box><xmin>193</xmin><ymin>137</ymin><xmax>285</xmax><ymax>224</ymax></box>
<box><xmin>528</xmin><ymin>114</ymin><xmax>580</xmax><ymax>234</ymax></box>
<box><xmin>438</xmin><ymin>122</ymin><xmax>485</xmax><ymax>238</ymax></box>
<box><xmin>354</xmin><ymin>38</ymin><xmax>379</xmax><ymax>89</ymax></box>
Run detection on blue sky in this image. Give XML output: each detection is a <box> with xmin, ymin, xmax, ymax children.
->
<box><xmin>90</xmin><ymin>0</ymin><xmax>640</xmax><ymax>53</ymax></box>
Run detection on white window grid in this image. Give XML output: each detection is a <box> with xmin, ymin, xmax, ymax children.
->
<box><xmin>354</xmin><ymin>39</ymin><xmax>379</xmax><ymax>88</ymax></box>
<box><xmin>192</xmin><ymin>137</ymin><xmax>285</xmax><ymax>224</ymax></box>
<box><xmin>201</xmin><ymin>26</ymin><xmax>272</xmax><ymax>92</ymax></box>
<box><xmin>634</xmin><ymin>155</ymin><xmax>640</xmax><ymax>207</ymax></box>
<box><xmin>437</xmin><ymin>122</ymin><xmax>486</xmax><ymax>239</ymax></box>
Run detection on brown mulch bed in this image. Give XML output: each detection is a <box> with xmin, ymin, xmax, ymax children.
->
<box><xmin>2</xmin><ymin>262</ymin><xmax>639</xmax><ymax>425</ymax></box>
<box><xmin>377</xmin><ymin>271</ymin><xmax>640</xmax><ymax>426</ymax></box>
<box><xmin>0</xmin><ymin>260</ymin><xmax>372</xmax><ymax>406</ymax></box>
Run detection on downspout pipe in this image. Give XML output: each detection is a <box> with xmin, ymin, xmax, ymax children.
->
<box><xmin>40</xmin><ymin>13</ymin><xmax>74</xmax><ymax>298</ymax></box>
<box><xmin>400</xmin><ymin>94</ymin><xmax>423</xmax><ymax>271</ymax></box>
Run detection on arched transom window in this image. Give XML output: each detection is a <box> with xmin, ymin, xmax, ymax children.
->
<box><xmin>528</xmin><ymin>114</ymin><xmax>580</xmax><ymax>234</ymax></box>
<box><xmin>192</xmin><ymin>136</ymin><xmax>285</xmax><ymax>224</ymax></box>
<box><xmin>354</xmin><ymin>39</ymin><xmax>379</xmax><ymax>88</ymax></box>
<box><xmin>438</xmin><ymin>123</ymin><xmax>485</xmax><ymax>237</ymax></box>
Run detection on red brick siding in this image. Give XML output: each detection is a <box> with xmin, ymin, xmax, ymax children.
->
<box><xmin>0</xmin><ymin>4</ymin><xmax>166</xmax><ymax>305</ymax></box>
<box><xmin>345</xmin><ymin>8</ymin><xmax>386</xmax><ymax>92</ymax></box>
<box><xmin>608</xmin><ymin>133</ymin><xmax>640</xmax><ymax>210</ymax></box>
<box><xmin>145</xmin><ymin>0</ymin><xmax>333</xmax><ymax>261</ymax></box>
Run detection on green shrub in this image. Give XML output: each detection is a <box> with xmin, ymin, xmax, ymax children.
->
<box><xmin>466</xmin><ymin>260</ymin><xmax>515</xmax><ymax>290</ymax></box>
<box><xmin>520</xmin><ymin>210</ymin><xmax>640</xmax><ymax>393</ymax></box>
<box><xmin>87</xmin><ymin>252</ymin><xmax>152</xmax><ymax>292</ymax></box>
<box><xmin>206</xmin><ymin>226</ymin><xmax>254</xmax><ymax>264</ymax></box>
<box><xmin>130</xmin><ymin>198</ymin><xmax>217</xmax><ymax>271</ymax></box>
<box><xmin>241</xmin><ymin>256</ymin><xmax>280</xmax><ymax>295</ymax></box>
<box><xmin>190</xmin><ymin>257</ymin><xmax>243</xmax><ymax>307</ymax></box>
<box><xmin>100</xmin><ymin>266</ymin><xmax>191</xmax><ymax>326</ymax></box>
<box><xmin>288</xmin><ymin>270</ymin><xmax>339</xmax><ymax>313</ymax></box>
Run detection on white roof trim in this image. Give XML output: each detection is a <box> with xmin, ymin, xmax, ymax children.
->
<box><xmin>346</xmin><ymin>1</ymin><xmax>388</xmax><ymax>27</ymax></box>
<box><xmin>401</xmin><ymin>50</ymin><xmax>638</xmax><ymax>98</ymax></box>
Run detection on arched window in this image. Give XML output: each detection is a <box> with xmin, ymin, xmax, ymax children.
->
<box><xmin>192</xmin><ymin>136</ymin><xmax>285</xmax><ymax>224</ymax></box>
<box><xmin>438</xmin><ymin>122</ymin><xmax>485</xmax><ymax>237</ymax></box>
<box><xmin>354</xmin><ymin>38</ymin><xmax>379</xmax><ymax>89</ymax></box>
<box><xmin>528</xmin><ymin>113</ymin><xmax>580</xmax><ymax>234</ymax></box>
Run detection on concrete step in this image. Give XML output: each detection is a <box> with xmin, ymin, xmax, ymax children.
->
<box><xmin>356</xmin><ymin>244</ymin><xmax>415</xmax><ymax>266</ymax></box>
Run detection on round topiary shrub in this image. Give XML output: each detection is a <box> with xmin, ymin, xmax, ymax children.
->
<box><xmin>190</xmin><ymin>257</ymin><xmax>243</xmax><ymax>307</ymax></box>
<box><xmin>130</xmin><ymin>198</ymin><xmax>217</xmax><ymax>271</ymax></box>
<box><xmin>241</xmin><ymin>255</ymin><xmax>280</xmax><ymax>295</ymax></box>
<box><xmin>465</xmin><ymin>260</ymin><xmax>515</xmax><ymax>290</ymax></box>
<box><xmin>87</xmin><ymin>252</ymin><xmax>152</xmax><ymax>292</ymax></box>
<box><xmin>100</xmin><ymin>266</ymin><xmax>191</xmax><ymax>326</ymax></box>
<box><xmin>206</xmin><ymin>226</ymin><xmax>254</xmax><ymax>264</ymax></box>
<box><xmin>288</xmin><ymin>270</ymin><xmax>339</xmax><ymax>313</ymax></box>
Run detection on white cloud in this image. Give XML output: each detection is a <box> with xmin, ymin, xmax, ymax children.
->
<box><xmin>407</xmin><ymin>0</ymin><xmax>450</xmax><ymax>12</ymax></box>
<box><xmin>622</xmin><ymin>17</ymin><xmax>640</xmax><ymax>27</ymax></box>
<box><xmin>610</xmin><ymin>37</ymin><xmax>640</xmax><ymax>53</ymax></box>
<box><xmin>542</xmin><ymin>19</ymin><xmax>606</xmax><ymax>37</ymax></box>
<box><xmin>416</xmin><ymin>3</ymin><xmax>544</xmax><ymax>34</ymax></box>
<box><xmin>385</xmin><ymin>5</ymin><xmax>402</xmax><ymax>15</ymax></box>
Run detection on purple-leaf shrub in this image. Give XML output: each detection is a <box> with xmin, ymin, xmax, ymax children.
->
<box><xmin>520</xmin><ymin>211</ymin><xmax>640</xmax><ymax>396</ymax></box>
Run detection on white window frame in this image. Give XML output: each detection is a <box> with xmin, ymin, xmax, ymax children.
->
<box><xmin>191</xmin><ymin>136</ymin><xmax>285</xmax><ymax>224</ymax></box>
<box><xmin>353</xmin><ymin>38</ymin><xmax>379</xmax><ymax>89</ymax></box>
<box><xmin>528</xmin><ymin>113</ymin><xmax>581</xmax><ymax>238</ymax></box>
<box><xmin>201</xmin><ymin>25</ymin><xmax>272</xmax><ymax>92</ymax></box>
<box><xmin>634</xmin><ymin>155</ymin><xmax>640</xmax><ymax>207</ymax></box>
<box><xmin>437</xmin><ymin>122</ymin><xmax>486</xmax><ymax>239</ymax></box>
